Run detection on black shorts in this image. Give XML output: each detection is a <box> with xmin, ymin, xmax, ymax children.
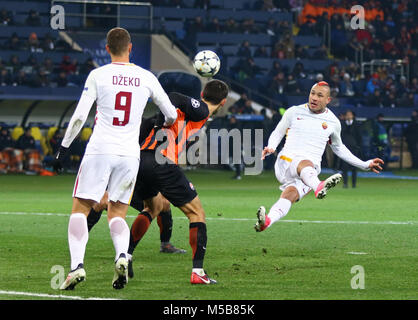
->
<box><xmin>130</xmin><ymin>150</ymin><xmax>198</xmax><ymax>209</ymax></box>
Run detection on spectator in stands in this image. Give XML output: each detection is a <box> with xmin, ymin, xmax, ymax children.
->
<box><xmin>294</xmin><ymin>44</ymin><xmax>308</xmax><ymax>59</ymax></box>
<box><xmin>366</xmin><ymin>74</ymin><xmax>380</xmax><ymax>95</ymax></box>
<box><xmin>224</xmin><ymin>18</ymin><xmax>240</xmax><ymax>33</ymax></box>
<box><xmin>340</xmin><ymin>73</ymin><xmax>355</xmax><ymax>97</ymax></box>
<box><xmin>285</xmin><ymin>74</ymin><xmax>301</xmax><ymax>94</ymax></box>
<box><xmin>268</xmin><ymin>71</ymin><xmax>288</xmax><ymax>103</ymax></box>
<box><xmin>404</xmin><ymin>110</ymin><xmax>418</xmax><ymax>168</ymax></box>
<box><xmin>331</xmin><ymin>23</ymin><xmax>348</xmax><ymax>58</ymax></box>
<box><xmin>6</xmin><ymin>33</ymin><xmax>23</xmax><ymax>51</ymax></box>
<box><xmin>15</xmin><ymin>128</ymin><xmax>42</xmax><ymax>173</ymax></box>
<box><xmin>80</xmin><ymin>58</ymin><xmax>95</xmax><ymax>75</ymax></box>
<box><xmin>328</xmin><ymin>88</ymin><xmax>340</xmax><ymax>108</ymax></box>
<box><xmin>235</xmin><ymin>57</ymin><xmax>262</xmax><ymax>82</ymax></box>
<box><xmin>0</xmin><ymin>8</ymin><xmax>13</xmax><ymax>26</ymax></box>
<box><xmin>411</xmin><ymin>78</ymin><xmax>418</xmax><ymax>93</ymax></box>
<box><xmin>25</xmin><ymin>32</ymin><xmax>43</xmax><ymax>53</ymax></box>
<box><xmin>268</xmin><ymin>61</ymin><xmax>283</xmax><ymax>79</ymax></box>
<box><xmin>281</xmin><ymin>32</ymin><xmax>295</xmax><ymax>58</ymax></box>
<box><xmin>60</xmin><ymin>56</ymin><xmax>77</xmax><ymax>74</ymax></box>
<box><xmin>13</xmin><ymin>70</ymin><xmax>32</xmax><ymax>87</ymax></box>
<box><xmin>397</xmin><ymin>76</ymin><xmax>410</xmax><ymax>97</ymax></box>
<box><xmin>193</xmin><ymin>0</ymin><xmax>210</xmax><ymax>9</ymax></box>
<box><xmin>205</xmin><ymin>17</ymin><xmax>223</xmax><ymax>33</ymax></box>
<box><xmin>271</xmin><ymin>41</ymin><xmax>286</xmax><ymax>59</ymax></box>
<box><xmin>312</xmin><ymin>44</ymin><xmax>328</xmax><ymax>59</ymax></box>
<box><xmin>240</xmin><ymin>18</ymin><xmax>259</xmax><ymax>34</ymax></box>
<box><xmin>298</xmin><ymin>16</ymin><xmax>316</xmax><ymax>36</ymax></box>
<box><xmin>8</xmin><ymin>55</ymin><xmax>21</xmax><ymax>75</ymax></box>
<box><xmin>25</xmin><ymin>9</ymin><xmax>41</xmax><ymax>27</ymax></box>
<box><xmin>383</xmin><ymin>91</ymin><xmax>398</xmax><ymax>108</ymax></box>
<box><xmin>42</xmin><ymin>57</ymin><xmax>55</xmax><ymax>75</ymax></box>
<box><xmin>237</xmin><ymin>41</ymin><xmax>252</xmax><ymax>59</ymax></box>
<box><xmin>366</xmin><ymin>89</ymin><xmax>384</xmax><ymax>107</ymax></box>
<box><xmin>340</xmin><ymin>110</ymin><xmax>363</xmax><ymax>188</ymax></box>
<box><xmin>42</xmin><ymin>33</ymin><xmax>56</xmax><ymax>51</ymax></box>
<box><xmin>33</xmin><ymin>68</ymin><xmax>50</xmax><ymax>88</ymax></box>
<box><xmin>254</xmin><ymin>46</ymin><xmax>269</xmax><ymax>58</ymax></box>
<box><xmin>0</xmin><ymin>68</ymin><xmax>12</xmax><ymax>86</ymax></box>
<box><xmin>265</xmin><ymin>18</ymin><xmax>277</xmax><ymax>36</ymax></box>
<box><xmin>399</xmin><ymin>92</ymin><xmax>416</xmax><ymax>107</ymax></box>
<box><xmin>56</xmin><ymin>71</ymin><xmax>68</xmax><ymax>87</ymax></box>
<box><xmin>291</xmin><ymin>61</ymin><xmax>306</xmax><ymax>79</ymax></box>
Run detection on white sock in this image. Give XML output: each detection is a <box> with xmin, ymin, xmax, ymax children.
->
<box><xmin>192</xmin><ymin>268</ymin><xmax>205</xmax><ymax>276</ymax></box>
<box><xmin>109</xmin><ymin>217</ymin><xmax>130</xmax><ymax>262</ymax></box>
<box><xmin>267</xmin><ymin>198</ymin><xmax>292</xmax><ymax>227</ymax></box>
<box><xmin>68</xmin><ymin>213</ymin><xmax>88</xmax><ymax>271</ymax></box>
<box><xmin>300</xmin><ymin>166</ymin><xmax>321</xmax><ymax>190</ymax></box>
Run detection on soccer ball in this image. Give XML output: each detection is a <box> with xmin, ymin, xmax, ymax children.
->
<box><xmin>193</xmin><ymin>50</ymin><xmax>220</xmax><ymax>77</ymax></box>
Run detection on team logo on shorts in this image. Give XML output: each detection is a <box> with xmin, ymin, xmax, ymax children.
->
<box><xmin>322</xmin><ymin>122</ymin><xmax>328</xmax><ymax>129</ymax></box>
<box><xmin>189</xmin><ymin>182</ymin><xmax>195</xmax><ymax>190</ymax></box>
<box><xmin>191</xmin><ymin>98</ymin><xmax>200</xmax><ymax>109</ymax></box>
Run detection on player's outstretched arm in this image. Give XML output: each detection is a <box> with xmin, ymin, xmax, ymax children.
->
<box><xmin>149</xmin><ymin>74</ymin><xmax>177</xmax><ymax>126</ymax></box>
<box><xmin>262</xmin><ymin>109</ymin><xmax>291</xmax><ymax>160</ymax></box>
<box><xmin>330</xmin><ymin>122</ymin><xmax>384</xmax><ymax>173</ymax></box>
<box><xmin>368</xmin><ymin>158</ymin><xmax>384</xmax><ymax>173</ymax></box>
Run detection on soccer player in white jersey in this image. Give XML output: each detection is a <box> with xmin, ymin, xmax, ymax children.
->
<box><xmin>53</xmin><ymin>28</ymin><xmax>178</xmax><ymax>290</ymax></box>
<box><xmin>255</xmin><ymin>81</ymin><xmax>384</xmax><ymax>232</ymax></box>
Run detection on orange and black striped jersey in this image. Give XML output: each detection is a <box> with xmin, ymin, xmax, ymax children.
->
<box><xmin>140</xmin><ymin>92</ymin><xmax>209</xmax><ymax>164</ymax></box>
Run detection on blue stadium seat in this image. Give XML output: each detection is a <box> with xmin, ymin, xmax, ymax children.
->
<box><xmin>294</xmin><ymin>36</ymin><xmax>322</xmax><ymax>48</ymax></box>
<box><xmin>153</xmin><ymin>7</ymin><xmax>206</xmax><ymax>20</ymax></box>
<box><xmin>0</xmin><ymin>1</ymin><xmax>50</xmax><ymax>13</ymax></box>
<box><xmin>0</xmin><ymin>26</ymin><xmax>58</xmax><ymax>39</ymax></box>
<box><xmin>208</xmin><ymin>9</ymin><xmax>292</xmax><ymax>23</ymax></box>
<box><xmin>196</xmin><ymin>32</ymin><xmax>272</xmax><ymax>46</ymax></box>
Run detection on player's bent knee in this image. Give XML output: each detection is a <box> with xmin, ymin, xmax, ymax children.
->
<box><xmin>297</xmin><ymin>160</ymin><xmax>315</xmax><ymax>176</ymax></box>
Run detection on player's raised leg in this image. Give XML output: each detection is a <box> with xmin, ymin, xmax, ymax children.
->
<box><xmin>297</xmin><ymin>160</ymin><xmax>342</xmax><ymax>199</ymax></box>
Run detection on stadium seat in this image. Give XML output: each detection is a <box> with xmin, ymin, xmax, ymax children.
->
<box><xmin>80</xmin><ymin>127</ymin><xmax>92</xmax><ymax>141</ymax></box>
<box><xmin>11</xmin><ymin>126</ymin><xmax>24</xmax><ymax>141</ymax></box>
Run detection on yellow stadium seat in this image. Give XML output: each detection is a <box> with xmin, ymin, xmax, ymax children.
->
<box><xmin>47</xmin><ymin>127</ymin><xmax>58</xmax><ymax>142</ymax></box>
<box><xmin>11</xmin><ymin>126</ymin><xmax>24</xmax><ymax>141</ymax></box>
<box><xmin>80</xmin><ymin>127</ymin><xmax>92</xmax><ymax>141</ymax></box>
<box><xmin>30</xmin><ymin>127</ymin><xmax>42</xmax><ymax>140</ymax></box>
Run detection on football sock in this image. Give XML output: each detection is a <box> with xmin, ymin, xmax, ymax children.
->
<box><xmin>68</xmin><ymin>213</ymin><xmax>88</xmax><ymax>271</ymax></box>
<box><xmin>128</xmin><ymin>211</ymin><xmax>152</xmax><ymax>255</ymax></box>
<box><xmin>189</xmin><ymin>222</ymin><xmax>207</xmax><ymax>269</ymax></box>
<box><xmin>87</xmin><ymin>208</ymin><xmax>103</xmax><ymax>232</ymax></box>
<box><xmin>157</xmin><ymin>210</ymin><xmax>173</xmax><ymax>244</ymax></box>
<box><xmin>109</xmin><ymin>217</ymin><xmax>130</xmax><ymax>262</ymax></box>
<box><xmin>267</xmin><ymin>198</ymin><xmax>292</xmax><ymax>227</ymax></box>
<box><xmin>300</xmin><ymin>166</ymin><xmax>321</xmax><ymax>190</ymax></box>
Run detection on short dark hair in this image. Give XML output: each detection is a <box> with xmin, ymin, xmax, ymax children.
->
<box><xmin>202</xmin><ymin>79</ymin><xmax>229</xmax><ymax>105</ymax></box>
<box><xmin>106</xmin><ymin>27</ymin><xmax>131</xmax><ymax>56</ymax></box>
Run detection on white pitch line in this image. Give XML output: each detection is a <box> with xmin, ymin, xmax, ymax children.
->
<box><xmin>0</xmin><ymin>290</ymin><xmax>119</xmax><ymax>300</ymax></box>
<box><xmin>0</xmin><ymin>211</ymin><xmax>417</xmax><ymax>226</ymax></box>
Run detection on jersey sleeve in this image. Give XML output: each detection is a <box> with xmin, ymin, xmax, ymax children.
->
<box><xmin>148</xmin><ymin>74</ymin><xmax>177</xmax><ymax>125</ymax></box>
<box><xmin>330</xmin><ymin>120</ymin><xmax>371</xmax><ymax>170</ymax></box>
<box><xmin>266</xmin><ymin>108</ymin><xmax>292</xmax><ymax>150</ymax></box>
<box><xmin>168</xmin><ymin>92</ymin><xmax>209</xmax><ymax>122</ymax></box>
<box><xmin>82</xmin><ymin>71</ymin><xmax>97</xmax><ymax>100</ymax></box>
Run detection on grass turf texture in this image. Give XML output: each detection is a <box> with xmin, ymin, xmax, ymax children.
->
<box><xmin>0</xmin><ymin>170</ymin><xmax>417</xmax><ymax>300</ymax></box>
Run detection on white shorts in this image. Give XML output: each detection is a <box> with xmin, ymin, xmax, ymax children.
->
<box><xmin>274</xmin><ymin>152</ymin><xmax>320</xmax><ymax>201</ymax></box>
<box><xmin>73</xmin><ymin>154</ymin><xmax>139</xmax><ymax>204</ymax></box>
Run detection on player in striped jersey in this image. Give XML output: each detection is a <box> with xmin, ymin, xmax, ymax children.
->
<box><xmin>128</xmin><ymin>79</ymin><xmax>229</xmax><ymax>284</ymax></box>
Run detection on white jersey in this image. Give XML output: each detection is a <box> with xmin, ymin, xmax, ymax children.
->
<box><xmin>62</xmin><ymin>62</ymin><xmax>177</xmax><ymax>159</ymax></box>
<box><xmin>267</xmin><ymin>103</ymin><xmax>370</xmax><ymax>170</ymax></box>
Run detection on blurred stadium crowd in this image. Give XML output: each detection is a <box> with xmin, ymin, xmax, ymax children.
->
<box><xmin>0</xmin><ymin>0</ymin><xmax>417</xmax><ymax>175</ymax></box>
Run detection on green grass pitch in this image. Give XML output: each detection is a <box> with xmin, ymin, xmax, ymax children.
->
<box><xmin>0</xmin><ymin>170</ymin><xmax>417</xmax><ymax>300</ymax></box>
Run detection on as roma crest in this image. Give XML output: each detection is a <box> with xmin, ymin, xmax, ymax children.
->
<box><xmin>322</xmin><ymin>122</ymin><xmax>328</xmax><ymax>129</ymax></box>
